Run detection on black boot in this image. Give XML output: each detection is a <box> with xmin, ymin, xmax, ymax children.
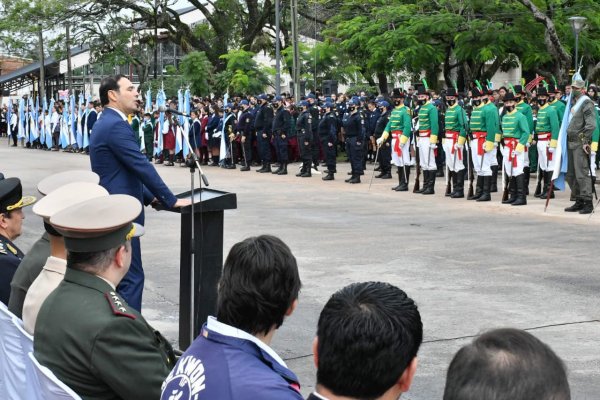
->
<box><xmin>277</xmin><ymin>163</ymin><xmax>288</xmax><ymax>175</ymax></box>
<box><xmin>259</xmin><ymin>163</ymin><xmax>272</xmax><ymax>173</ymax></box>
<box><xmin>380</xmin><ymin>169</ymin><xmax>392</xmax><ymax>179</ymax></box>
<box><xmin>241</xmin><ymin>161</ymin><xmax>250</xmax><ymax>171</ymax></box>
<box><xmin>422</xmin><ymin>170</ymin><xmax>435</xmax><ymax>195</ymax></box>
<box><xmin>451</xmin><ymin>169</ymin><xmax>465</xmax><ymax>198</ymax></box>
<box><xmin>322</xmin><ymin>171</ymin><xmax>334</xmax><ymax>181</ymax></box>
<box><xmin>272</xmin><ymin>163</ymin><xmax>283</xmax><ymax>174</ymax></box>
<box><xmin>392</xmin><ymin>167</ymin><xmax>402</xmax><ymax>191</ymax></box>
<box><xmin>523</xmin><ymin>166</ymin><xmax>530</xmax><ymax>195</ymax></box>
<box><xmin>348</xmin><ymin>174</ymin><xmax>361</xmax><ymax>184</ymax></box>
<box><xmin>511</xmin><ymin>174</ymin><xmax>527</xmax><ymax>206</ymax></box>
<box><xmin>502</xmin><ymin>177</ymin><xmax>517</xmax><ymax>204</ymax></box>
<box><xmin>299</xmin><ymin>162</ymin><xmax>311</xmax><ymax>177</ymax></box>
<box><xmin>398</xmin><ymin>167</ymin><xmax>410</xmax><ymax>191</ymax></box>
<box><xmin>477</xmin><ymin>176</ymin><xmax>491</xmax><ymax>202</ymax></box>
<box><xmin>565</xmin><ymin>198</ymin><xmax>584</xmax><ymax>212</ymax></box>
<box><xmin>256</xmin><ymin>162</ymin><xmax>266</xmax><ymax>173</ymax></box>
<box><xmin>446</xmin><ymin>171</ymin><xmax>456</xmax><ymax>197</ymax></box>
<box><xmin>490</xmin><ymin>165</ymin><xmax>498</xmax><ymax>192</ymax></box>
<box><xmin>468</xmin><ymin>176</ymin><xmax>483</xmax><ymax>200</ymax></box>
<box><xmin>579</xmin><ymin>199</ymin><xmax>594</xmax><ymax>214</ymax></box>
<box><xmin>416</xmin><ymin>170</ymin><xmax>429</xmax><ymax>193</ymax></box>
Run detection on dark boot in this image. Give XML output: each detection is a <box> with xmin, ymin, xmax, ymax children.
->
<box><xmin>523</xmin><ymin>166</ymin><xmax>530</xmax><ymax>195</ymax></box>
<box><xmin>277</xmin><ymin>163</ymin><xmax>288</xmax><ymax>175</ymax></box>
<box><xmin>565</xmin><ymin>198</ymin><xmax>584</xmax><ymax>212</ymax></box>
<box><xmin>380</xmin><ymin>168</ymin><xmax>392</xmax><ymax>179</ymax></box>
<box><xmin>272</xmin><ymin>163</ymin><xmax>283</xmax><ymax>174</ymax></box>
<box><xmin>240</xmin><ymin>162</ymin><xmax>250</xmax><ymax>171</ymax></box>
<box><xmin>299</xmin><ymin>162</ymin><xmax>311</xmax><ymax>177</ymax></box>
<box><xmin>579</xmin><ymin>199</ymin><xmax>594</xmax><ymax>214</ymax></box>
<box><xmin>451</xmin><ymin>169</ymin><xmax>465</xmax><ymax>198</ymax></box>
<box><xmin>416</xmin><ymin>170</ymin><xmax>429</xmax><ymax>193</ymax></box>
<box><xmin>398</xmin><ymin>167</ymin><xmax>410</xmax><ymax>191</ymax></box>
<box><xmin>348</xmin><ymin>174</ymin><xmax>361</xmax><ymax>184</ymax></box>
<box><xmin>490</xmin><ymin>165</ymin><xmax>498</xmax><ymax>192</ymax></box>
<box><xmin>322</xmin><ymin>171</ymin><xmax>334</xmax><ymax>181</ymax></box>
<box><xmin>165</xmin><ymin>154</ymin><xmax>174</xmax><ymax>166</ymax></box>
<box><xmin>256</xmin><ymin>162</ymin><xmax>267</xmax><ymax>173</ymax></box>
<box><xmin>259</xmin><ymin>163</ymin><xmax>272</xmax><ymax>173</ymax></box>
<box><xmin>375</xmin><ymin>171</ymin><xmax>385</xmax><ymax>178</ymax></box>
<box><xmin>468</xmin><ymin>176</ymin><xmax>483</xmax><ymax>200</ymax></box>
<box><xmin>502</xmin><ymin>177</ymin><xmax>517</xmax><ymax>204</ymax></box>
<box><xmin>477</xmin><ymin>176</ymin><xmax>491</xmax><ymax>202</ymax></box>
<box><xmin>511</xmin><ymin>174</ymin><xmax>527</xmax><ymax>206</ymax></box>
<box><xmin>446</xmin><ymin>171</ymin><xmax>456</xmax><ymax>197</ymax></box>
<box><xmin>392</xmin><ymin>167</ymin><xmax>402</xmax><ymax>191</ymax></box>
<box><xmin>422</xmin><ymin>170</ymin><xmax>435</xmax><ymax>195</ymax></box>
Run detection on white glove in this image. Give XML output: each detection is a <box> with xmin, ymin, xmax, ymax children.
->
<box><xmin>548</xmin><ymin>147</ymin><xmax>555</xmax><ymax>154</ymax></box>
<box><xmin>430</xmin><ymin>143</ymin><xmax>437</xmax><ymax>149</ymax></box>
<box><xmin>213</xmin><ymin>131</ymin><xmax>222</xmax><ymax>138</ymax></box>
<box><xmin>511</xmin><ymin>150</ymin><xmax>519</xmax><ymax>158</ymax></box>
<box><xmin>494</xmin><ymin>142</ymin><xmax>498</xmax><ymax>148</ymax></box>
<box><xmin>376</xmin><ymin>137</ymin><xmax>383</xmax><ymax>146</ymax></box>
<box><xmin>454</xmin><ymin>143</ymin><xmax>463</xmax><ymax>150</ymax></box>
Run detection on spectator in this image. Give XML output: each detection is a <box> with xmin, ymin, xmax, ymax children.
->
<box><xmin>161</xmin><ymin>235</ymin><xmax>303</xmax><ymax>400</ymax></box>
<box><xmin>308</xmin><ymin>281</ymin><xmax>422</xmax><ymax>400</ymax></box>
<box><xmin>443</xmin><ymin>328</ymin><xmax>570</xmax><ymax>400</ymax></box>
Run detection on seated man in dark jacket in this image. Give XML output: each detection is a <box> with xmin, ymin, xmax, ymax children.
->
<box><xmin>161</xmin><ymin>235</ymin><xmax>303</xmax><ymax>400</ymax></box>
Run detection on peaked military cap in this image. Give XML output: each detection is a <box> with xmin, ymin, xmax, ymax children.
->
<box><xmin>307</xmin><ymin>93</ymin><xmax>316</xmax><ymax>99</ymax></box>
<box><xmin>33</xmin><ymin>182</ymin><xmax>109</xmax><ymax>222</ymax></box>
<box><xmin>392</xmin><ymin>88</ymin><xmax>405</xmax><ymax>98</ymax></box>
<box><xmin>49</xmin><ymin>194</ymin><xmax>144</xmax><ymax>253</ymax></box>
<box><xmin>0</xmin><ymin>178</ymin><xmax>36</xmax><ymax>213</ymax></box>
<box><xmin>446</xmin><ymin>88</ymin><xmax>458</xmax><ymax>97</ymax></box>
<box><xmin>503</xmin><ymin>92</ymin><xmax>517</xmax><ymax>102</ymax></box>
<box><xmin>298</xmin><ymin>100</ymin><xmax>309</xmax><ymax>107</ymax></box>
<box><xmin>378</xmin><ymin>100</ymin><xmax>390</xmax><ymax>108</ymax></box>
<box><xmin>37</xmin><ymin>170</ymin><xmax>100</xmax><ymax>196</ymax></box>
<box><xmin>239</xmin><ymin>99</ymin><xmax>249</xmax><ymax>106</ymax></box>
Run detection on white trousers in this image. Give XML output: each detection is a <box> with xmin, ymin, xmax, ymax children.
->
<box><xmin>391</xmin><ymin>138</ymin><xmax>414</xmax><ymax>167</ymax></box>
<box><xmin>502</xmin><ymin>144</ymin><xmax>525</xmax><ymax>177</ymax></box>
<box><xmin>470</xmin><ymin>137</ymin><xmax>493</xmax><ymax>176</ymax></box>
<box><xmin>536</xmin><ymin>140</ymin><xmax>555</xmax><ymax>171</ymax></box>
<box><xmin>442</xmin><ymin>139</ymin><xmax>465</xmax><ymax>172</ymax></box>
<box><xmin>418</xmin><ymin>137</ymin><xmax>437</xmax><ymax>171</ymax></box>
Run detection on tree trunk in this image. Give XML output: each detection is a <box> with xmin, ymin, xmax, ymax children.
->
<box><xmin>376</xmin><ymin>72</ymin><xmax>388</xmax><ymax>94</ymax></box>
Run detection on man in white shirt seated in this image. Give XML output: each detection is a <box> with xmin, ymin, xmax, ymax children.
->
<box><xmin>22</xmin><ymin>181</ymin><xmax>108</xmax><ymax>334</ymax></box>
<box><xmin>161</xmin><ymin>235</ymin><xmax>304</xmax><ymax>400</ymax></box>
<box><xmin>307</xmin><ymin>282</ymin><xmax>423</xmax><ymax>400</ymax></box>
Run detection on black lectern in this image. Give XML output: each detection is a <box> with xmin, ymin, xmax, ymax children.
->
<box><xmin>165</xmin><ymin>188</ymin><xmax>237</xmax><ymax>349</ymax></box>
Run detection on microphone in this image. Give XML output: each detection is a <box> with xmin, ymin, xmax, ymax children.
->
<box><xmin>157</xmin><ymin>106</ymin><xmax>200</xmax><ymax>116</ymax></box>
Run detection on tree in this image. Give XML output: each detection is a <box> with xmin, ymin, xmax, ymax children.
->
<box><xmin>180</xmin><ymin>51</ymin><xmax>214</xmax><ymax>96</ymax></box>
<box><xmin>214</xmin><ymin>49</ymin><xmax>271</xmax><ymax>95</ymax></box>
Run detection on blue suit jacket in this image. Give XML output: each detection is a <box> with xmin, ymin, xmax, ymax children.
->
<box><xmin>90</xmin><ymin>107</ymin><xmax>177</xmax><ymax>224</ymax></box>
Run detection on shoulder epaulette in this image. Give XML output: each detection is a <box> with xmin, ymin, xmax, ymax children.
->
<box><xmin>0</xmin><ymin>242</ymin><xmax>7</xmax><ymax>255</ymax></box>
<box><xmin>5</xmin><ymin>242</ymin><xmax>18</xmax><ymax>255</ymax></box>
<box><xmin>105</xmin><ymin>291</ymin><xmax>136</xmax><ymax>319</ymax></box>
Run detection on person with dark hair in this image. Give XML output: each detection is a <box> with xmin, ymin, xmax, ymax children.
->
<box><xmin>308</xmin><ymin>281</ymin><xmax>422</xmax><ymax>400</ymax></box>
<box><xmin>443</xmin><ymin>328</ymin><xmax>570</xmax><ymax>400</ymax></box>
<box><xmin>90</xmin><ymin>75</ymin><xmax>190</xmax><ymax>312</ymax></box>
<box><xmin>34</xmin><ymin>195</ymin><xmax>176</xmax><ymax>400</ymax></box>
<box><xmin>161</xmin><ymin>235</ymin><xmax>303</xmax><ymax>400</ymax></box>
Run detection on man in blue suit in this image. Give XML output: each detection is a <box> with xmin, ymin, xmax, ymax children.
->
<box><xmin>90</xmin><ymin>75</ymin><xmax>190</xmax><ymax>311</ymax></box>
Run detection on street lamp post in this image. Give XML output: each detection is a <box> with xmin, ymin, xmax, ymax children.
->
<box><xmin>569</xmin><ymin>16</ymin><xmax>587</xmax><ymax>73</ymax></box>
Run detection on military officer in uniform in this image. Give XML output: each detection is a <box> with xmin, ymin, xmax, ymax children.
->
<box><xmin>255</xmin><ymin>94</ymin><xmax>274</xmax><ymax>173</ymax></box>
<box><xmin>514</xmin><ymin>85</ymin><xmax>534</xmax><ymax>195</ymax></box>
<box><xmin>0</xmin><ymin>177</ymin><xmax>36</xmax><ymax>305</ymax></box>
<box><xmin>468</xmin><ymin>88</ymin><xmax>496</xmax><ymax>202</ymax></box>
<box><xmin>534</xmin><ymin>86</ymin><xmax>560</xmax><ymax>199</ymax></box>
<box><xmin>34</xmin><ymin>194</ymin><xmax>176</xmax><ymax>400</ymax></box>
<box><xmin>319</xmin><ymin>102</ymin><xmax>338</xmax><ymax>181</ymax></box>
<box><xmin>415</xmin><ymin>86</ymin><xmax>439</xmax><ymax>194</ymax></box>
<box><xmin>271</xmin><ymin>96</ymin><xmax>292</xmax><ymax>175</ymax></box>
<box><xmin>443</xmin><ymin>88</ymin><xmax>468</xmax><ymax>198</ymax></box>
<box><xmin>564</xmin><ymin>75</ymin><xmax>597</xmax><ymax>214</ymax></box>
<box><xmin>381</xmin><ymin>89</ymin><xmax>413</xmax><ymax>192</ymax></box>
<box><xmin>548</xmin><ymin>84</ymin><xmax>566</xmax><ymax>125</ymax></box>
<box><xmin>237</xmin><ymin>100</ymin><xmax>254</xmax><ymax>171</ymax></box>
<box><xmin>501</xmin><ymin>93</ymin><xmax>530</xmax><ymax>206</ymax></box>
<box><xmin>374</xmin><ymin>101</ymin><xmax>392</xmax><ymax>179</ymax></box>
<box><xmin>296</xmin><ymin>101</ymin><xmax>314</xmax><ymax>178</ymax></box>
<box><xmin>344</xmin><ymin>97</ymin><xmax>365</xmax><ymax>184</ymax></box>
<box><xmin>307</xmin><ymin>94</ymin><xmax>321</xmax><ymax>170</ymax></box>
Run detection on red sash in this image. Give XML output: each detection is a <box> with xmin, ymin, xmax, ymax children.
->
<box><xmin>446</xmin><ymin>130</ymin><xmax>462</xmax><ymax>160</ymax></box>
<box><xmin>392</xmin><ymin>130</ymin><xmax>403</xmax><ymax>157</ymax></box>
<box><xmin>505</xmin><ymin>138</ymin><xmax>518</xmax><ymax>167</ymax></box>
<box><xmin>472</xmin><ymin>131</ymin><xmax>486</xmax><ymax>156</ymax></box>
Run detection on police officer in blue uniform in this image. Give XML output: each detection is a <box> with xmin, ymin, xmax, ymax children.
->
<box><xmin>344</xmin><ymin>97</ymin><xmax>366</xmax><ymax>184</ymax></box>
<box><xmin>319</xmin><ymin>102</ymin><xmax>338</xmax><ymax>181</ymax></box>
<box><xmin>307</xmin><ymin>94</ymin><xmax>321</xmax><ymax>170</ymax></box>
<box><xmin>296</xmin><ymin>101</ymin><xmax>314</xmax><ymax>178</ymax></box>
<box><xmin>255</xmin><ymin>94</ymin><xmax>274</xmax><ymax>173</ymax></box>
<box><xmin>367</xmin><ymin>100</ymin><xmax>381</xmax><ymax>166</ymax></box>
<box><xmin>237</xmin><ymin>100</ymin><xmax>254</xmax><ymax>171</ymax></box>
<box><xmin>0</xmin><ymin>177</ymin><xmax>36</xmax><ymax>305</ymax></box>
<box><xmin>374</xmin><ymin>101</ymin><xmax>392</xmax><ymax>179</ymax></box>
<box><xmin>271</xmin><ymin>96</ymin><xmax>292</xmax><ymax>175</ymax></box>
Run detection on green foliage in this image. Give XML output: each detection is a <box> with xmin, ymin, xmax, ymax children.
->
<box><xmin>215</xmin><ymin>49</ymin><xmax>270</xmax><ymax>95</ymax></box>
<box><xmin>180</xmin><ymin>51</ymin><xmax>213</xmax><ymax>96</ymax></box>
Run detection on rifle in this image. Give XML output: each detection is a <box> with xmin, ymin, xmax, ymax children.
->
<box><xmin>465</xmin><ymin>134</ymin><xmax>474</xmax><ymax>198</ymax></box>
<box><xmin>503</xmin><ymin>154</ymin><xmax>513</xmax><ymax>202</ymax></box>
<box><xmin>445</xmin><ymin>163</ymin><xmax>451</xmax><ymax>196</ymax></box>
<box><xmin>412</xmin><ymin>136</ymin><xmax>421</xmax><ymax>192</ymax></box>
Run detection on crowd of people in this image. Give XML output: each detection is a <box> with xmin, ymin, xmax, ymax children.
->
<box><xmin>0</xmin><ymin>74</ymin><xmax>579</xmax><ymax>399</ymax></box>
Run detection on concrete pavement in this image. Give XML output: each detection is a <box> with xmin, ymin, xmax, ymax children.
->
<box><xmin>2</xmin><ymin>145</ymin><xmax>599</xmax><ymax>399</ymax></box>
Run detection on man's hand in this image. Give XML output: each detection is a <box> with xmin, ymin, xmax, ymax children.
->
<box><xmin>328</xmin><ymin>142</ymin><xmax>334</xmax><ymax>147</ymax></box>
<box><xmin>583</xmin><ymin>144</ymin><xmax>591</xmax><ymax>154</ymax></box>
<box><xmin>376</xmin><ymin>137</ymin><xmax>383</xmax><ymax>146</ymax></box>
<box><xmin>262</xmin><ymin>133</ymin><xmax>268</xmax><ymax>138</ymax></box>
<box><xmin>241</xmin><ymin>136</ymin><xmax>246</xmax><ymax>143</ymax></box>
<box><xmin>548</xmin><ymin>147</ymin><xmax>555</xmax><ymax>154</ymax></box>
<box><xmin>173</xmin><ymin>199</ymin><xmax>192</xmax><ymax>208</ymax></box>
<box><xmin>281</xmin><ymin>134</ymin><xmax>286</xmax><ymax>139</ymax></box>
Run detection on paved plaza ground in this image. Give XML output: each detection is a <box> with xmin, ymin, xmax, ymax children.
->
<box><xmin>2</xmin><ymin>145</ymin><xmax>600</xmax><ymax>399</ymax></box>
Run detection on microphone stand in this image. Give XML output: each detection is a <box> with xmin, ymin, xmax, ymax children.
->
<box><xmin>180</xmin><ymin>119</ymin><xmax>209</xmax><ymax>345</ymax></box>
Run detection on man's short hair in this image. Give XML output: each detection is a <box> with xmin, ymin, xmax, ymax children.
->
<box><xmin>99</xmin><ymin>75</ymin><xmax>127</xmax><ymax>107</ymax></box>
<box><xmin>443</xmin><ymin>328</ymin><xmax>570</xmax><ymax>400</ymax></box>
<box><xmin>216</xmin><ymin>235</ymin><xmax>301</xmax><ymax>336</ymax></box>
<box><xmin>316</xmin><ymin>282</ymin><xmax>422</xmax><ymax>399</ymax></box>
<box><xmin>67</xmin><ymin>241</ymin><xmax>130</xmax><ymax>275</ymax></box>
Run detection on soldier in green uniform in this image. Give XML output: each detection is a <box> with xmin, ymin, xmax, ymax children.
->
<box><xmin>0</xmin><ymin>177</ymin><xmax>36</xmax><ymax>305</ymax></box>
<box><xmin>142</xmin><ymin>112</ymin><xmax>154</xmax><ymax>161</ymax></box>
<box><xmin>415</xmin><ymin>86</ymin><xmax>439</xmax><ymax>195</ymax></box>
<box><xmin>548</xmin><ymin>84</ymin><xmax>566</xmax><ymax>125</ymax></box>
<box><xmin>564</xmin><ymin>75</ymin><xmax>598</xmax><ymax>214</ymax></box>
<box><xmin>481</xmin><ymin>87</ymin><xmax>501</xmax><ymax>192</ymax></box>
<box><xmin>34</xmin><ymin>194</ymin><xmax>175</xmax><ymax>399</ymax></box>
<box><xmin>381</xmin><ymin>89</ymin><xmax>413</xmax><ymax>191</ymax></box>
<box><xmin>514</xmin><ymin>85</ymin><xmax>535</xmax><ymax>196</ymax></box>
<box><xmin>442</xmin><ymin>88</ymin><xmax>468</xmax><ymax>198</ymax></box>
<box><xmin>130</xmin><ymin>111</ymin><xmax>142</xmax><ymax>149</ymax></box>
<box><xmin>534</xmin><ymin>86</ymin><xmax>560</xmax><ymax>199</ymax></box>
<box><xmin>501</xmin><ymin>93</ymin><xmax>531</xmax><ymax>206</ymax></box>
<box><xmin>468</xmin><ymin>88</ymin><xmax>496</xmax><ymax>201</ymax></box>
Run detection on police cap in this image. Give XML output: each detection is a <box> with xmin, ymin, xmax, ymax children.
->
<box><xmin>0</xmin><ymin>178</ymin><xmax>36</xmax><ymax>214</ymax></box>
